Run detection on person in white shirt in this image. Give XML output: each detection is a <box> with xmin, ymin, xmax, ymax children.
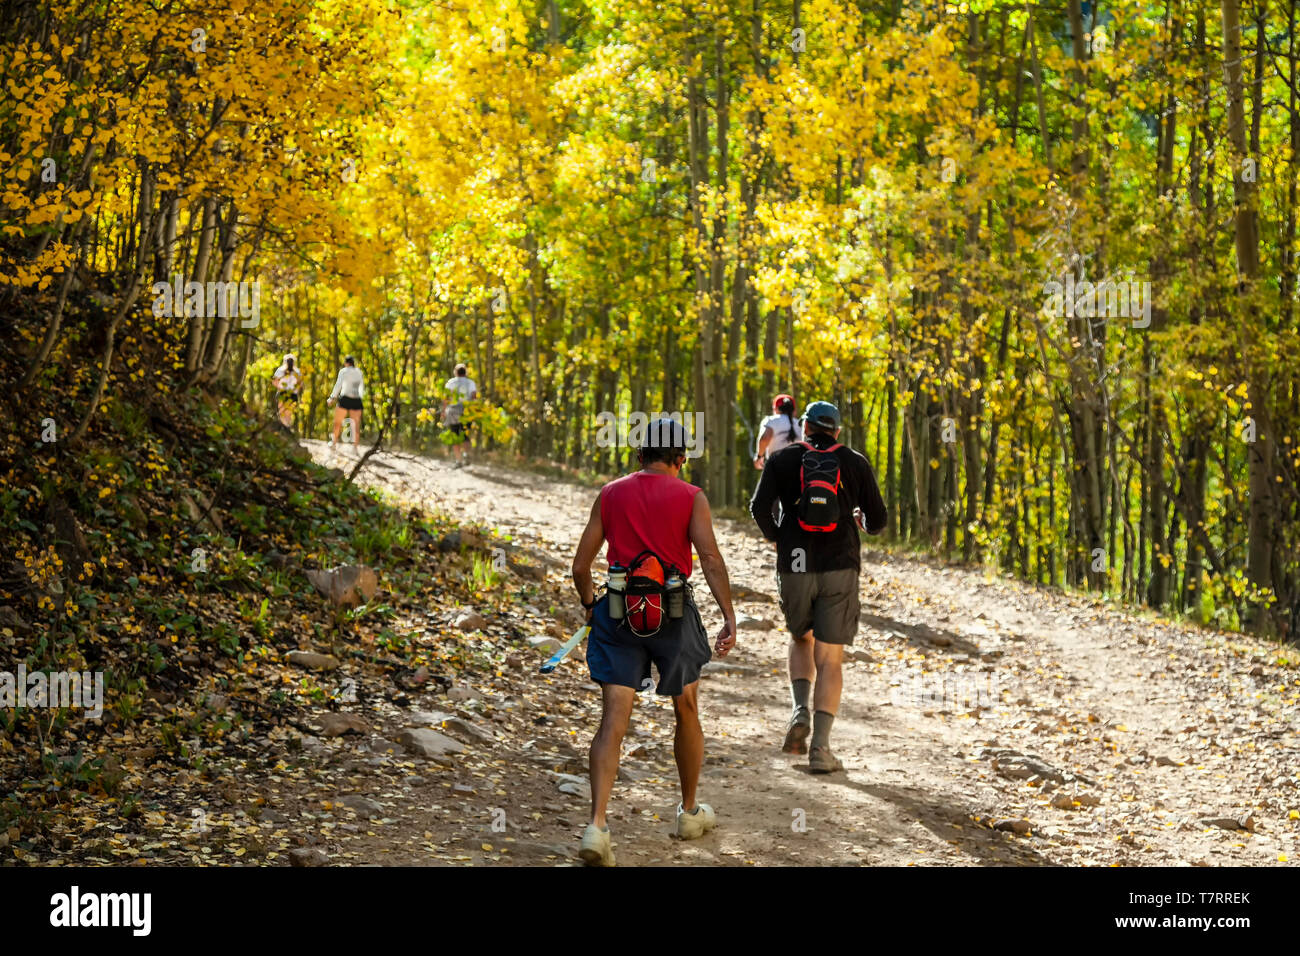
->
<box><xmin>754</xmin><ymin>393</ymin><xmax>802</xmax><ymax>529</ymax></box>
<box><xmin>754</xmin><ymin>393</ymin><xmax>802</xmax><ymax>469</ymax></box>
<box><xmin>271</xmin><ymin>354</ymin><xmax>302</xmax><ymax>429</ymax></box>
<box><xmin>327</xmin><ymin>356</ymin><xmax>365</xmax><ymax>450</ymax></box>
<box><xmin>441</xmin><ymin>362</ymin><xmax>478</xmax><ymax>468</ymax></box>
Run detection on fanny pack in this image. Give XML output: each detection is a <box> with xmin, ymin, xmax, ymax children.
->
<box><xmin>607</xmin><ymin>550</ymin><xmax>685</xmax><ymax>637</ymax></box>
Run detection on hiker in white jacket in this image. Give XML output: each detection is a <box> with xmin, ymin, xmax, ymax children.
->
<box><xmin>327</xmin><ymin>356</ymin><xmax>365</xmax><ymax>449</ymax></box>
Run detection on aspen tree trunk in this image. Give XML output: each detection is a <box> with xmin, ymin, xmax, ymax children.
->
<box><xmin>185</xmin><ymin>197</ymin><xmax>217</xmax><ymax>374</ymax></box>
<box><xmin>1144</xmin><ymin>6</ymin><xmax>1180</xmax><ymax>608</ymax></box>
<box><xmin>201</xmin><ymin>216</ymin><xmax>263</xmax><ymax>385</ymax></box>
<box><xmin>706</xmin><ymin>34</ymin><xmax>730</xmax><ymax>502</ymax></box>
<box><xmin>20</xmin><ymin>218</ymin><xmax>88</xmax><ymax>389</ymax></box>
<box><xmin>71</xmin><ymin>168</ymin><xmax>159</xmax><ymax>444</ymax></box>
<box><xmin>1060</xmin><ymin>0</ymin><xmax>1106</xmax><ymax>589</ymax></box>
<box><xmin>1221</xmin><ymin>0</ymin><xmax>1276</xmax><ymax>629</ymax></box>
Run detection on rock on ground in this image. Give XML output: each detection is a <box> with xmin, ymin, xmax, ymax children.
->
<box><xmin>287</xmin><ymin>651</ymin><xmax>340</xmax><ymax>672</ymax></box>
<box><xmin>306</xmin><ymin>565</ymin><xmax>379</xmax><ymax>608</ymax></box>
<box><xmin>289</xmin><ymin>848</ymin><xmax>329</xmax><ymax>867</ymax></box>
<box><xmin>398</xmin><ymin>728</ymin><xmax>466</xmax><ymax>762</ymax></box>
<box><xmin>317</xmin><ymin>713</ymin><xmax>368</xmax><ymax>737</ymax></box>
<box><xmin>454</xmin><ymin>610</ymin><xmax>488</xmax><ymax>631</ymax></box>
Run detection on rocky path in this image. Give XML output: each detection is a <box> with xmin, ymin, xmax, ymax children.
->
<box><xmin>301</xmin><ymin>440</ymin><xmax>1299</xmax><ymax>867</ymax></box>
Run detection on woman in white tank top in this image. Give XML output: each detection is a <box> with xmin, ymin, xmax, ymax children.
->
<box><xmin>753</xmin><ymin>394</ymin><xmax>802</xmax><ymax>469</ymax></box>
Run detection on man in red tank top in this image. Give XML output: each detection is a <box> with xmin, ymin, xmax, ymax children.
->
<box><xmin>571</xmin><ymin>419</ymin><xmax>737</xmax><ymax>866</ymax></box>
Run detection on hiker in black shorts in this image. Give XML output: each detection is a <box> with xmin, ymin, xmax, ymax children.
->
<box><xmin>442</xmin><ymin>363</ymin><xmax>478</xmax><ymax>468</ymax></box>
<box><xmin>749</xmin><ymin>400</ymin><xmax>887</xmax><ymax>773</ymax></box>
<box><xmin>327</xmin><ymin>356</ymin><xmax>365</xmax><ymax>450</ymax></box>
<box><xmin>571</xmin><ymin>419</ymin><xmax>737</xmax><ymax>866</ymax></box>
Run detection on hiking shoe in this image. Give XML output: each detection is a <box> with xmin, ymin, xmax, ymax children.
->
<box><xmin>782</xmin><ymin>709</ymin><xmax>811</xmax><ymax>754</ymax></box>
<box><xmin>675</xmin><ymin>802</ymin><xmax>716</xmax><ymax>840</ymax></box>
<box><xmin>578</xmin><ymin>824</ymin><xmax>615</xmax><ymax>867</ymax></box>
<box><xmin>808</xmin><ymin>746</ymin><xmax>844</xmax><ymax>774</ymax></box>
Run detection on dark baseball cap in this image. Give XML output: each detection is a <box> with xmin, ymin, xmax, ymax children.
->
<box><xmin>643</xmin><ymin>418</ymin><xmax>689</xmax><ymax>450</ymax></box>
<box><xmin>801</xmin><ymin>401</ymin><xmax>841</xmax><ymax>429</ymax></box>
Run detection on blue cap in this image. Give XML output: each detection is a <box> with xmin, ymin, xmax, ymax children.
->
<box><xmin>801</xmin><ymin>401</ymin><xmax>841</xmax><ymax>430</ymax></box>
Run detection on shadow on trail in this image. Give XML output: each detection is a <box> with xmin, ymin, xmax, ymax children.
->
<box><xmin>818</xmin><ymin>777</ymin><xmax>1057</xmax><ymax>867</ymax></box>
<box><xmin>682</xmin><ymin>689</ymin><xmax>1055</xmax><ymax>866</ymax></box>
<box><xmin>461</xmin><ymin>468</ymin><xmax>539</xmax><ymax>491</ymax></box>
<box><xmin>693</xmin><ymin>670</ymin><xmax>1055</xmax><ymax>866</ymax></box>
<box><xmin>860</xmin><ymin>612</ymin><xmax>982</xmax><ymax>658</ymax></box>
<box><xmin>700</xmin><ymin>677</ymin><xmax>882</xmax><ymax>728</ymax></box>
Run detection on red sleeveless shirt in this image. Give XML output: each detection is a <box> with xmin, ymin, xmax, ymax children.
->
<box><xmin>600</xmin><ymin>471</ymin><xmax>700</xmax><ymax>577</ymax></box>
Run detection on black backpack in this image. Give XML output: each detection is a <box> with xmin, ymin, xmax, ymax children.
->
<box><xmin>796</xmin><ymin>441</ymin><xmax>843</xmax><ymax>532</ymax></box>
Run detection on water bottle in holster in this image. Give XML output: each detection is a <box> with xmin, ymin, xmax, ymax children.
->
<box><xmin>665</xmin><ymin>569</ymin><xmax>684</xmax><ymax>619</ymax></box>
<box><xmin>607</xmin><ymin>564</ymin><xmax>627</xmax><ymax>620</ymax></box>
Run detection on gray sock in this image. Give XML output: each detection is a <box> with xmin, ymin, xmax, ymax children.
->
<box><xmin>791</xmin><ymin>679</ymin><xmax>812</xmax><ymax>715</ymax></box>
<box><xmin>812</xmin><ymin>710</ymin><xmax>835</xmax><ymax>750</ymax></box>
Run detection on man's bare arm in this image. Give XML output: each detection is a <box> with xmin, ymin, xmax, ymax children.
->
<box><xmin>689</xmin><ymin>492</ymin><xmax>737</xmax><ymax>656</ymax></box>
<box><xmin>571</xmin><ymin>493</ymin><xmax>604</xmax><ymax>611</ymax></box>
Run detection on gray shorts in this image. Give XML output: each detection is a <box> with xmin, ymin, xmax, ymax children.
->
<box><xmin>776</xmin><ymin>568</ymin><xmax>860</xmax><ymax>645</ymax></box>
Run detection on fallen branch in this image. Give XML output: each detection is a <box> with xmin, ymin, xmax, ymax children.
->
<box><xmin>345</xmin><ymin>404</ymin><xmax>397</xmax><ymax>483</ymax></box>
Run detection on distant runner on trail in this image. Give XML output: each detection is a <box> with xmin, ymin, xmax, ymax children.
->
<box><xmin>754</xmin><ymin>392</ymin><xmax>803</xmax><ymax>525</ymax></box>
<box><xmin>271</xmin><ymin>353</ymin><xmax>301</xmax><ymax>429</ymax></box>
<box><xmin>753</xmin><ymin>393</ymin><xmax>802</xmax><ymax>469</ymax></box>
<box><xmin>441</xmin><ymin>362</ymin><xmax>478</xmax><ymax>468</ymax></box>
<box><xmin>749</xmin><ymin>400</ymin><xmax>887</xmax><ymax>774</ymax></box>
<box><xmin>327</xmin><ymin>355</ymin><xmax>365</xmax><ymax>450</ymax></box>
<box><xmin>571</xmin><ymin>418</ymin><xmax>737</xmax><ymax>866</ymax></box>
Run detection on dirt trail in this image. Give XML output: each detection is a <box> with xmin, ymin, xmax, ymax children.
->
<box><xmin>305</xmin><ymin>440</ymin><xmax>1299</xmax><ymax>866</ymax></box>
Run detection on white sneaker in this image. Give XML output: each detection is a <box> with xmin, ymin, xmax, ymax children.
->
<box><xmin>675</xmin><ymin>802</ymin><xmax>716</xmax><ymax>840</ymax></box>
<box><xmin>579</xmin><ymin>823</ymin><xmax>615</xmax><ymax>866</ymax></box>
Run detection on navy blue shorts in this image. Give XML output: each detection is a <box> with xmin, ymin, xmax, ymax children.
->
<box><xmin>586</xmin><ymin>593</ymin><xmax>711</xmax><ymax>697</ymax></box>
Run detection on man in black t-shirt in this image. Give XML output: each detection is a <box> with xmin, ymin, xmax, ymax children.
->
<box><xmin>750</xmin><ymin>400</ymin><xmax>887</xmax><ymax>773</ymax></box>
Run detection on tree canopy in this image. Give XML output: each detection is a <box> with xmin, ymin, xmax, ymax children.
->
<box><xmin>4</xmin><ymin>0</ymin><xmax>1299</xmax><ymax>635</ymax></box>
